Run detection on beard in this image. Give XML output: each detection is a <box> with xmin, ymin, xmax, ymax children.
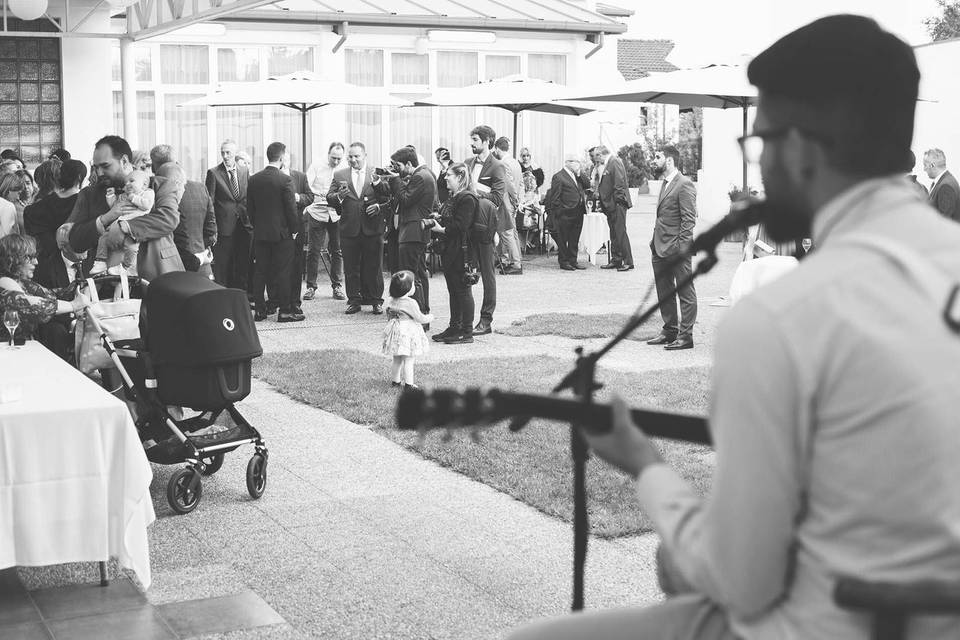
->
<box><xmin>760</xmin><ymin>197</ymin><xmax>812</xmax><ymax>243</ymax></box>
<box><xmin>651</xmin><ymin>164</ymin><xmax>665</xmax><ymax>179</ymax></box>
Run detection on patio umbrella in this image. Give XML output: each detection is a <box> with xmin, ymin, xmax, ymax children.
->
<box><xmin>561</xmin><ymin>64</ymin><xmax>757</xmax><ymax>190</ymax></box>
<box><xmin>179</xmin><ymin>71</ymin><xmax>412</xmax><ymax>170</ymax></box>
<box><xmin>413</xmin><ymin>75</ymin><xmax>594</xmax><ymax>152</ymax></box>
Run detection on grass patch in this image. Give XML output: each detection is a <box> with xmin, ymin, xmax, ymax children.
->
<box><xmin>255</xmin><ymin>350</ymin><xmax>712</xmax><ymax>537</ymax></box>
<box><xmin>497</xmin><ymin>312</ymin><xmax>654</xmax><ymax>341</ymax></box>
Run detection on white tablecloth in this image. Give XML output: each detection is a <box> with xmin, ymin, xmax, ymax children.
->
<box><xmin>0</xmin><ymin>342</ymin><xmax>154</xmax><ymax>588</ymax></box>
<box><xmin>579</xmin><ymin>212</ymin><xmax>610</xmax><ymax>264</ymax></box>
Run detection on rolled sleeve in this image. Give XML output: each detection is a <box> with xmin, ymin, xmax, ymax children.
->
<box><xmin>635</xmin><ymin>299</ymin><xmax>803</xmax><ymax>620</ymax></box>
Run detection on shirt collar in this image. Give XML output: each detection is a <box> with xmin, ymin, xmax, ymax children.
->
<box><xmin>663</xmin><ymin>168</ymin><xmax>679</xmax><ymax>184</ymax></box>
<box><xmin>812</xmin><ymin>176</ymin><xmax>917</xmax><ymax>246</ymax></box>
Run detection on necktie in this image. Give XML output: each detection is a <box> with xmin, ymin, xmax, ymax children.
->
<box><xmin>229</xmin><ymin>168</ymin><xmax>240</xmax><ymax>200</ymax></box>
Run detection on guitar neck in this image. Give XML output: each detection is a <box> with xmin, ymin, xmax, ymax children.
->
<box><xmin>488</xmin><ymin>390</ymin><xmax>711</xmax><ymax>445</ymax></box>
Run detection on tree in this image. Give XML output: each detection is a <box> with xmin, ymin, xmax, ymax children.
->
<box><xmin>617</xmin><ymin>142</ymin><xmax>649</xmax><ymax>188</ymax></box>
<box><xmin>677</xmin><ymin>108</ymin><xmax>703</xmax><ymax>177</ymax></box>
<box><xmin>925</xmin><ymin>0</ymin><xmax>960</xmax><ymax>41</ymax></box>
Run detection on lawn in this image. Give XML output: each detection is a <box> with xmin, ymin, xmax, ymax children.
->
<box><xmin>497</xmin><ymin>312</ymin><xmax>655</xmax><ymax>341</ymax></box>
<box><xmin>255</xmin><ymin>349</ymin><xmax>713</xmax><ymax>537</ymax></box>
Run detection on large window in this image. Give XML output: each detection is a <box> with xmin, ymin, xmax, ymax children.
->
<box><xmin>270</xmin><ymin>105</ymin><xmax>312</xmax><ymax>171</ymax></box>
<box><xmin>345</xmin><ymin>49</ymin><xmax>384</xmax><ymax>87</ymax></box>
<box><xmin>112</xmin><ymin>91</ymin><xmax>157</xmax><ymax>154</ymax></box>
<box><xmin>214</xmin><ymin>106</ymin><xmax>262</xmax><ymax>172</ymax></box>
<box><xmin>164</xmin><ymin>94</ymin><xmax>207</xmax><ymax>182</ymax></box>
<box><xmin>527</xmin><ymin>54</ymin><xmax>566</xmax><ymax>176</ymax></box>
<box><xmin>392</xmin><ymin>53</ymin><xmax>428</xmax><ymax>85</ymax></box>
<box><xmin>160</xmin><ymin>46</ymin><xmax>208</xmax><ymax>84</ymax></box>
<box><xmin>111</xmin><ymin>46</ymin><xmax>152</xmax><ymax>82</ymax></box>
<box><xmin>485</xmin><ymin>55</ymin><xmax>519</xmax><ymax>81</ymax></box>
<box><xmin>267</xmin><ymin>46</ymin><xmax>313</xmax><ymax>76</ymax></box>
<box><xmin>0</xmin><ymin>37</ymin><xmax>63</xmax><ymax>167</ymax></box>
<box><xmin>346</xmin><ymin>107</ymin><xmax>382</xmax><ymax>165</ymax></box>
<box><xmin>218</xmin><ymin>48</ymin><xmax>260</xmax><ymax>82</ymax></box>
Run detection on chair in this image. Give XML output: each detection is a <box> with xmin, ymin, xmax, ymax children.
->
<box><xmin>834</xmin><ymin>577</ymin><xmax>960</xmax><ymax>640</ymax></box>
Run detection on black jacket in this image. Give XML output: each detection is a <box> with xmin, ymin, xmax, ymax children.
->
<box><xmin>246</xmin><ymin>166</ymin><xmax>298</xmax><ymax>243</ymax></box>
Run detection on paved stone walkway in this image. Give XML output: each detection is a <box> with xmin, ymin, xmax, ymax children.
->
<box><xmin>15</xmin><ymin>212</ymin><xmax>743</xmax><ymax>639</ymax></box>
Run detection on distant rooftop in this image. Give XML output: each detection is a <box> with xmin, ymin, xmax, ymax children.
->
<box><xmin>617</xmin><ymin>39</ymin><xmax>679</xmax><ymax>80</ymax></box>
<box><xmin>596</xmin><ymin>3</ymin><xmax>635</xmax><ymax>17</ymax></box>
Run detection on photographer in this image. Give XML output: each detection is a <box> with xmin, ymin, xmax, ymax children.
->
<box><xmin>427</xmin><ymin>163</ymin><xmax>478</xmax><ymax>345</ymax></box>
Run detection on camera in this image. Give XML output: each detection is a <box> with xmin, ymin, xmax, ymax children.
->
<box><xmin>462</xmin><ymin>265</ymin><xmax>480</xmax><ymax>286</ymax></box>
<box><xmin>374</xmin><ymin>167</ymin><xmax>396</xmax><ymax>177</ymax></box>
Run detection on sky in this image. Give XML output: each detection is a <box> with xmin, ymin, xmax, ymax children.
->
<box><xmin>621</xmin><ymin>0</ymin><xmax>944</xmax><ymax>67</ymax></box>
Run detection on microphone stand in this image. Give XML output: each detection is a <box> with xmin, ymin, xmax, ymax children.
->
<box><xmin>510</xmin><ymin>248</ymin><xmax>720</xmax><ymax>612</ymax></box>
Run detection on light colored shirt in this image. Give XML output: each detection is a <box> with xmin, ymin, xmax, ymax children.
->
<box><xmin>61</xmin><ymin>252</ymin><xmax>80</xmax><ymax>283</ymax></box>
<box><xmin>305</xmin><ymin>161</ymin><xmax>341</xmax><ymax>222</ymax></box>
<box><xmin>637</xmin><ymin>176</ymin><xmax>960</xmax><ymax>640</ymax></box>
<box><xmin>352</xmin><ymin>167</ymin><xmax>363</xmax><ymax>195</ymax></box>
<box><xmin>0</xmin><ymin>199</ymin><xmax>16</xmax><ymax>238</ymax></box>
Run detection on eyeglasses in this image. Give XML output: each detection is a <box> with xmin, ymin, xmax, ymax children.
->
<box><xmin>738</xmin><ymin>127</ymin><xmax>833</xmax><ymax>164</ymax></box>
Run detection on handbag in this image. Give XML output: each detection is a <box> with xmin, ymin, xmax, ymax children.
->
<box><xmin>75</xmin><ymin>272</ymin><xmax>141</xmax><ymax>374</ymax></box>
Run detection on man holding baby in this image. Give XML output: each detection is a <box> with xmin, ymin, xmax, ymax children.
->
<box><xmin>67</xmin><ymin>135</ymin><xmax>185</xmax><ymax>281</ymax></box>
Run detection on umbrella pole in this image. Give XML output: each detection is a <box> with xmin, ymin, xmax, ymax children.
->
<box><xmin>513</xmin><ymin>112</ymin><xmax>519</xmax><ymax>157</ymax></box>
<box><xmin>301</xmin><ymin>107</ymin><xmax>308</xmax><ymax>172</ymax></box>
<box><xmin>741</xmin><ymin>104</ymin><xmax>748</xmax><ymax>193</ymax></box>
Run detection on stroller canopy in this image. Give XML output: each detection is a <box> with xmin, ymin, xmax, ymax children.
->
<box><xmin>144</xmin><ymin>272</ymin><xmax>262</xmax><ymax>367</ymax></box>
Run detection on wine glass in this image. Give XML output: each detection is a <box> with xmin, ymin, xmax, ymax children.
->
<box><xmin>3</xmin><ymin>310</ymin><xmax>19</xmax><ymax>347</ymax></box>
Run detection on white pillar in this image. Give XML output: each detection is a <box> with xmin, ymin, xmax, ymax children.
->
<box><xmin>119</xmin><ymin>37</ymin><xmax>138</xmax><ymax>150</ymax></box>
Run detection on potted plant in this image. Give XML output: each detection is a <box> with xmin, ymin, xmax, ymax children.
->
<box><xmin>617</xmin><ymin>142</ymin><xmax>650</xmax><ymax>198</ymax></box>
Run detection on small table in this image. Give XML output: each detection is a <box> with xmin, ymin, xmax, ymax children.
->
<box><xmin>580</xmin><ymin>212</ymin><xmax>610</xmax><ymax>264</ymax></box>
<box><xmin>0</xmin><ymin>342</ymin><xmax>155</xmax><ymax>588</ymax></box>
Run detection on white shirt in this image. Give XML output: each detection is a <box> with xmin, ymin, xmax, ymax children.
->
<box><xmin>637</xmin><ymin>177</ymin><xmax>960</xmax><ymax>639</ymax></box>
<box><xmin>0</xmin><ymin>199</ymin><xmax>16</xmax><ymax>238</ymax></box>
<box><xmin>305</xmin><ymin>161</ymin><xmax>342</xmax><ymax>222</ymax></box>
<box><xmin>352</xmin><ymin>167</ymin><xmax>363</xmax><ymax>195</ymax></box>
<box><xmin>661</xmin><ymin>167</ymin><xmax>679</xmax><ymax>187</ymax></box>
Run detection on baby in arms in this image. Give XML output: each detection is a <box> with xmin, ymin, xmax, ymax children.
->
<box><xmin>91</xmin><ymin>170</ymin><xmax>154</xmax><ymax>276</ymax></box>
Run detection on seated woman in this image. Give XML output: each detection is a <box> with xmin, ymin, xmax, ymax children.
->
<box><xmin>0</xmin><ymin>234</ymin><xmax>88</xmax><ymax>360</ymax></box>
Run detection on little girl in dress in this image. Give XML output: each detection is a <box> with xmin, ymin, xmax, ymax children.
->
<box><xmin>382</xmin><ymin>270</ymin><xmax>433</xmax><ymax>389</ymax></box>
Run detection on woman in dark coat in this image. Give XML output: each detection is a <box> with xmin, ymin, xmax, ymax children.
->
<box><xmin>427</xmin><ymin>162</ymin><xmax>478</xmax><ymax>345</ymax></box>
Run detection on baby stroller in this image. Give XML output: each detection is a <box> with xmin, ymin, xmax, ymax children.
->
<box><xmin>80</xmin><ymin>271</ymin><xmax>268</xmax><ymax>514</ymax></box>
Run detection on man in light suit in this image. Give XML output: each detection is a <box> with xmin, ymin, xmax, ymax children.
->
<box><xmin>375</xmin><ymin>145</ymin><xmax>436</xmax><ymax>318</ymax></box>
<box><xmin>206</xmin><ymin>139</ymin><xmax>250</xmax><ymax>289</ymax></box>
<box><xmin>594</xmin><ymin>145</ymin><xmax>634</xmax><ymax>272</ymax></box>
<box><xmin>492</xmin><ymin>136</ymin><xmax>525</xmax><ymax>272</ymax></box>
<box><xmin>546</xmin><ymin>154</ymin><xmax>591</xmax><ymax>270</ymax></box>
<box><xmin>165</xmin><ymin>163</ymin><xmax>217</xmax><ymax>280</ymax></box>
<box><xmin>247</xmin><ymin>142</ymin><xmax>301</xmax><ymax>323</ymax></box>
<box><xmin>67</xmin><ymin>135</ymin><xmax>185</xmax><ymax>280</ymax></box>
<box><xmin>328</xmin><ymin>142</ymin><xmax>390</xmax><ymax>314</ymax></box>
<box><xmin>648</xmin><ymin>145</ymin><xmax>698</xmax><ymax>350</ymax></box>
<box><xmin>923</xmin><ymin>148</ymin><xmax>960</xmax><ymax>222</ymax></box>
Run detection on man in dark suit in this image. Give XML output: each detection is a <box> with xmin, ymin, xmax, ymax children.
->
<box><xmin>375</xmin><ymin>146</ymin><xmax>436</xmax><ymax>318</ymax></box>
<box><xmin>923</xmin><ymin>148</ymin><xmax>960</xmax><ymax>222</ymax></box>
<box><xmin>594</xmin><ymin>145</ymin><xmax>634</xmax><ymax>271</ymax></box>
<box><xmin>67</xmin><ymin>135</ymin><xmax>185</xmax><ymax>280</ymax></box>
<box><xmin>328</xmin><ymin>142</ymin><xmax>390</xmax><ymax>315</ymax></box>
<box><xmin>247</xmin><ymin>142</ymin><xmax>301</xmax><ymax>323</ymax></box>
<box><xmin>163</xmin><ymin>163</ymin><xmax>217</xmax><ymax>280</ymax></box>
<box><xmin>648</xmin><ymin>145</ymin><xmax>698</xmax><ymax>350</ymax></box>
<box><xmin>546</xmin><ymin>154</ymin><xmax>590</xmax><ymax>270</ymax></box>
<box><xmin>206</xmin><ymin>139</ymin><xmax>250</xmax><ymax>288</ymax></box>
<box><xmin>285</xmin><ymin>165</ymin><xmax>314</xmax><ymax>314</ymax></box>
<box><xmin>464</xmin><ymin>125</ymin><xmax>509</xmax><ymax>334</ymax></box>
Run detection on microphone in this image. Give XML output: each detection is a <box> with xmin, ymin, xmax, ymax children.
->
<box><xmin>686</xmin><ymin>197</ymin><xmax>767</xmax><ymax>256</ymax></box>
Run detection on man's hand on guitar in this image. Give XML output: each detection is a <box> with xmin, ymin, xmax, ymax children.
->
<box><xmin>578</xmin><ymin>395</ymin><xmax>664</xmax><ymax>479</ymax></box>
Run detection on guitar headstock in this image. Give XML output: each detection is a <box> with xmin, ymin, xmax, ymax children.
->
<box><xmin>396</xmin><ymin>387</ymin><xmax>502</xmax><ymax>444</ymax></box>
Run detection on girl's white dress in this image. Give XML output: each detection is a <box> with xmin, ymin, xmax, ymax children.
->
<box><xmin>382</xmin><ymin>296</ymin><xmax>433</xmax><ymax>356</ymax></box>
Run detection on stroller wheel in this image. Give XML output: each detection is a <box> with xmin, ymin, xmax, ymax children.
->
<box><xmin>167</xmin><ymin>467</ymin><xmax>203</xmax><ymax>514</ymax></box>
<box><xmin>200</xmin><ymin>453</ymin><xmax>224</xmax><ymax>476</ymax></box>
<box><xmin>246</xmin><ymin>453</ymin><xmax>267</xmax><ymax>499</ymax></box>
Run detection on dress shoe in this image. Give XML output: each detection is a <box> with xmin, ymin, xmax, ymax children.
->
<box><xmin>371</xmin><ymin>304</ymin><xmax>384</xmax><ymax>315</ymax></box>
<box><xmin>617</xmin><ymin>264</ymin><xmax>635</xmax><ymax>272</ymax></box>
<box><xmin>266</xmin><ymin>303</ymin><xmax>278</xmax><ymax>315</ymax></box>
<box><xmin>646</xmin><ymin>333</ymin><xmax>677</xmax><ymax>346</ymax></box>
<box><xmin>664</xmin><ymin>337</ymin><xmax>694</xmax><ymax>351</ymax></box>
<box><xmin>253</xmin><ymin>310</ymin><xmax>268</xmax><ymax>322</ymax></box>
<box><xmin>422</xmin><ymin>323</ymin><xmax>430</xmax><ymax>331</ymax></box>
<box><xmin>560</xmin><ymin>263</ymin><xmax>576</xmax><ymax>271</ymax></box>
<box><xmin>277</xmin><ymin>311</ymin><xmax>305</xmax><ymax>323</ymax></box>
<box><xmin>332</xmin><ymin>286</ymin><xmax>346</xmax><ymax>300</ymax></box>
<box><xmin>472</xmin><ymin>321</ymin><xmax>492</xmax><ymax>336</ymax></box>
<box><xmin>292</xmin><ymin>305</ymin><xmax>303</xmax><ymax>315</ymax></box>
<box><xmin>432</xmin><ymin>327</ymin><xmax>458</xmax><ymax>342</ymax></box>
<box><xmin>345</xmin><ymin>304</ymin><xmax>362</xmax><ymax>314</ymax></box>
<box><xmin>391</xmin><ymin>381</ymin><xmax>403</xmax><ymax>388</ymax></box>
<box><xmin>574</xmin><ymin>263</ymin><xmax>587</xmax><ymax>270</ymax></box>
<box><xmin>503</xmin><ymin>265</ymin><xmax>523</xmax><ymax>275</ymax></box>
<box><xmin>600</xmin><ymin>262</ymin><xmax>622</xmax><ymax>270</ymax></box>
<box><xmin>443</xmin><ymin>332</ymin><xmax>474</xmax><ymax>344</ymax></box>
<box><xmin>302</xmin><ymin>287</ymin><xmax>316</xmax><ymax>301</ymax></box>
